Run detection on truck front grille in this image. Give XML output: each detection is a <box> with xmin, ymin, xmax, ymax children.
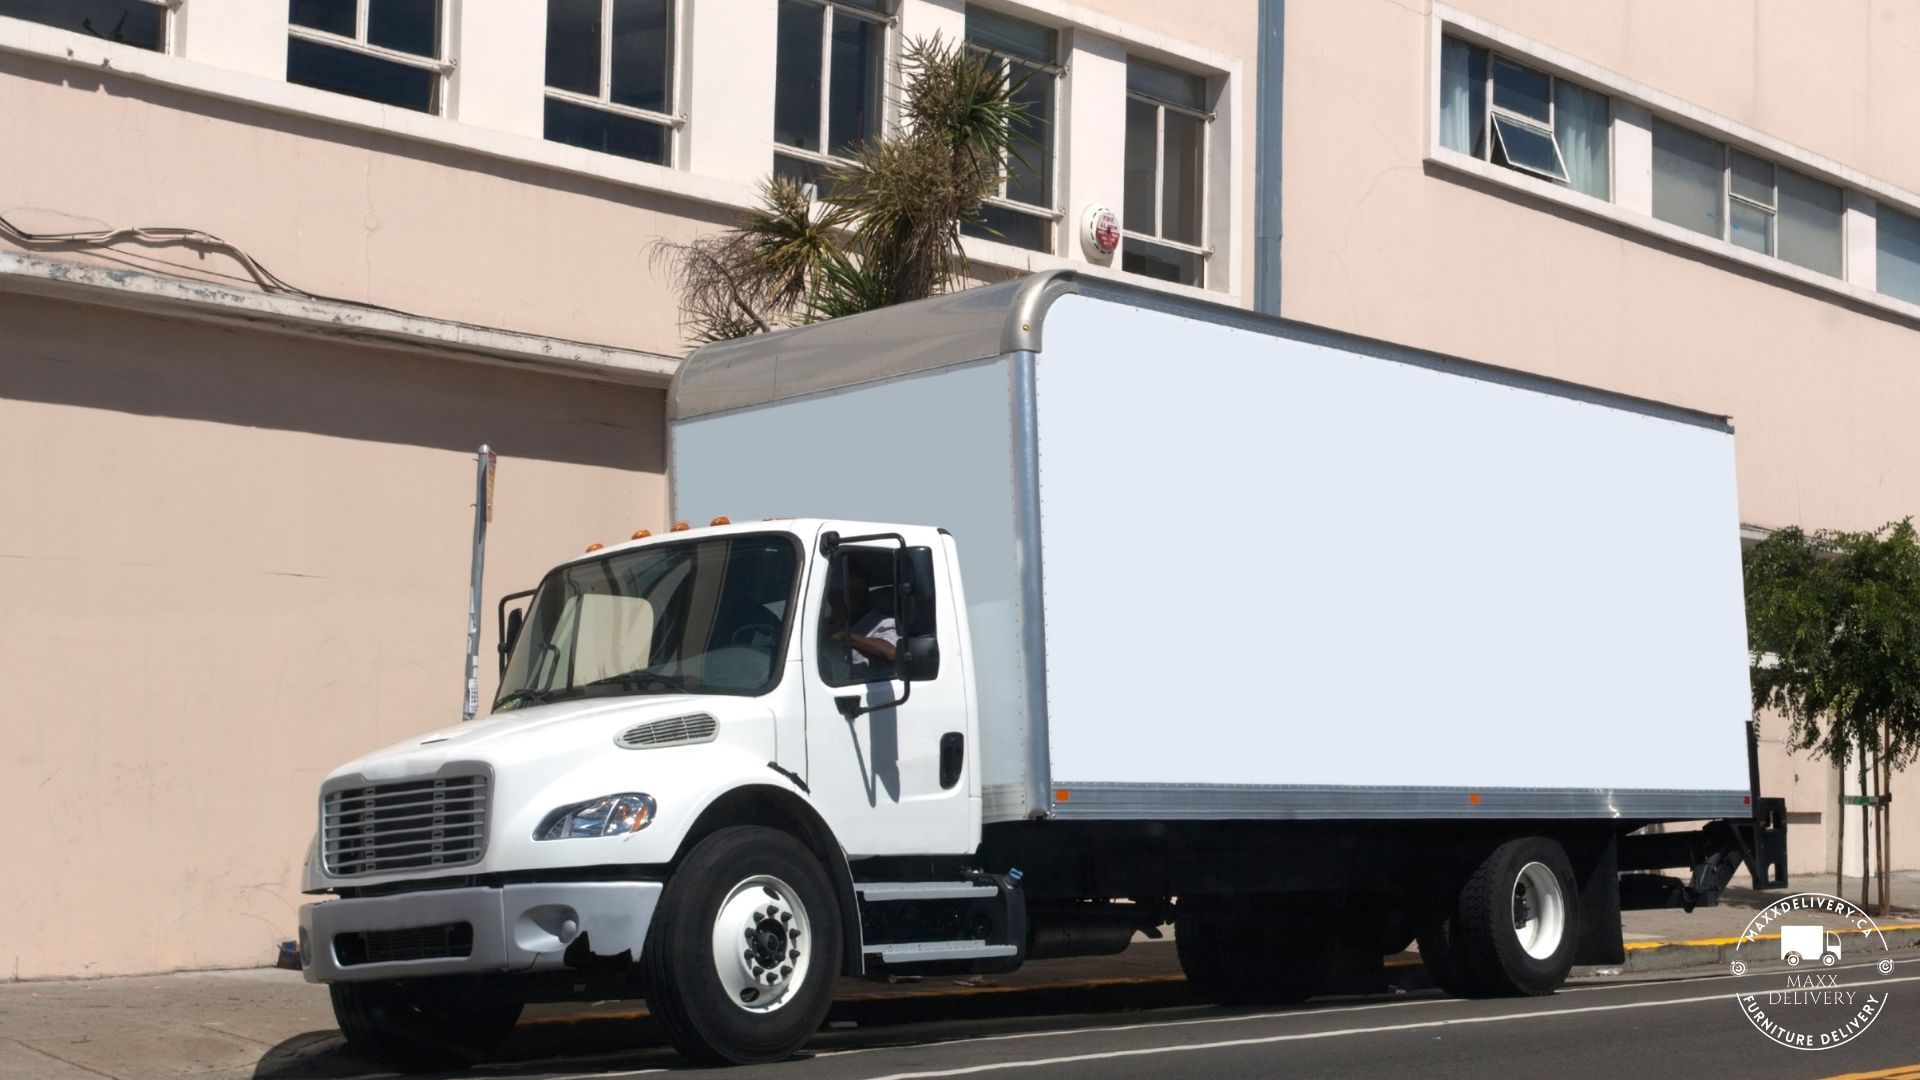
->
<box><xmin>322</xmin><ymin>771</ymin><xmax>489</xmax><ymax>876</ymax></box>
<box><xmin>334</xmin><ymin>923</ymin><xmax>474</xmax><ymax>966</ymax></box>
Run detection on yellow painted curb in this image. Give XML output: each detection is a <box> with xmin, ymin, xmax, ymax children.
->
<box><xmin>1623</xmin><ymin>921</ymin><xmax>1920</xmax><ymax>951</ymax></box>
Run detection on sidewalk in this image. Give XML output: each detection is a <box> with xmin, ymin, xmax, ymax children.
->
<box><xmin>2</xmin><ymin>873</ymin><xmax>1915</xmax><ymax>1080</ymax></box>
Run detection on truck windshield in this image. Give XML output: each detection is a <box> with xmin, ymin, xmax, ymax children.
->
<box><xmin>494</xmin><ymin>534</ymin><xmax>799</xmax><ymax>711</ymax></box>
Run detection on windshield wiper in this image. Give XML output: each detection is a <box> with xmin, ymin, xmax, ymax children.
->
<box><xmin>583</xmin><ymin>670</ymin><xmax>693</xmax><ymax>695</ymax></box>
<box><xmin>494</xmin><ymin>687</ymin><xmax>567</xmax><ymax>711</ymax></box>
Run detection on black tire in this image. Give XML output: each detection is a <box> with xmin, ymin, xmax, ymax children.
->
<box><xmin>1415</xmin><ymin>914</ymin><xmax>1490</xmax><ymax>998</ymax></box>
<box><xmin>643</xmin><ymin>826</ymin><xmax>842</xmax><ymax>1066</ymax></box>
<box><xmin>330</xmin><ymin>978</ymin><xmax>522</xmax><ymax>1073</ymax></box>
<box><xmin>1176</xmin><ymin>897</ymin><xmax>1331</xmax><ymax>1007</ymax></box>
<box><xmin>1448</xmin><ymin>836</ymin><xmax>1580</xmax><ymax>997</ymax></box>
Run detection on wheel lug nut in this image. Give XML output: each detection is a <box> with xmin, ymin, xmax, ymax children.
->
<box><xmin>780</xmin><ymin>912</ymin><xmax>791</xmax><ymax>923</ymax></box>
<box><xmin>790</xmin><ymin>949</ymin><xmax>801</xmax><ymax>961</ymax></box>
<box><xmin>780</xmin><ymin>965</ymin><xmax>792</xmax><ymax>977</ymax></box>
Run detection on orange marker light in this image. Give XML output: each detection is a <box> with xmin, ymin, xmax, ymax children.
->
<box><xmin>1468</xmin><ymin>792</ymin><xmax>1481</xmax><ymax>805</ymax></box>
<box><xmin>1054</xmin><ymin>788</ymin><xmax>1071</xmax><ymax>803</ymax></box>
<box><xmin>585</xmin><ymin>542</ymin><xmax>604</xmax><ymax>553</ymax></box>
<box><xmin>710</xmin><ymin>515</ymin><xmax>731</xmax><ymax>526</ymax></box>
<box><xmin>631</xmin><ymin>529</ymin><xmax>652</xmax><ymax>540</ymax></box>
<box><xmin>671</xmin><ymin>522</ymin><xmax>691</xmax><ymax>532</ymax></box>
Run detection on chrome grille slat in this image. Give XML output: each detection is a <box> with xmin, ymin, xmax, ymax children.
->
<box><xmin>320</xmin><ymin>770</ymin><xmax>489</xmax><ymax>876</ymax></box>
<box><xmin>616</xmin><ymin>712</ymin><xmax>718</xmax><ymax>750</ymax></box>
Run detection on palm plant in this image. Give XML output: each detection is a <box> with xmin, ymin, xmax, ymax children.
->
<box><xmin>652</xmin><ymin>35</ymin><xmax>1033</xmax><ymax>342</ymax></box>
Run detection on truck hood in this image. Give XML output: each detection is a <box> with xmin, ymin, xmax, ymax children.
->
<box><xmin>329</xmin><ymin>695</ymin><xmax>769</xmax><ymax>782</ymax></box>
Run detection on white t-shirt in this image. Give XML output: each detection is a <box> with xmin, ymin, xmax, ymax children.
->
<box><xmin>849</xmin><ymin>610</ymin><xmax>900</xmax><ymax>675</ymax></box>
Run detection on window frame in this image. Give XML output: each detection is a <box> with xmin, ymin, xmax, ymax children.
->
<box><xmin>1652</xmin><ymin>117</ymin><xmax>1846</xmax><ymax>274</ymax></box>
<box><xmin>1120</xmin><ymin>64</ymin><xmax>1214</xmax><ymax>287</ymax></box>
<box><xmin>1480</xmin><ymin>52</ymin><xmax>1569</xmax><ymax>185</ymax></box>
<box><xmin>964</xmin><ymin>22</ymin><xmax>1065</xmax><ymax>248</ymax></box>
<box><xmin>287</xmin><ymin>0</ymin><xmax>454</xmax><ymax>114</ymax></box>
<box><xmin>542</xmin><ymin>0</ymin><xmax>686</xmax><ymax>162</ymax></box>
<box><xmin>773</xmin><ymin>0</ymin><xmax>893</xmax><ymax>182</ymax></box>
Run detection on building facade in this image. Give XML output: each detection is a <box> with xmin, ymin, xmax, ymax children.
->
<box><xmin>2</xmin><ymin>0</ymin><xmax>1914</xmax><ymax>981</ymax></box>
<box><xmin>0</xmin><ymin>0</ymin><xmax>1253</xmax><ymax>979</ymax></box>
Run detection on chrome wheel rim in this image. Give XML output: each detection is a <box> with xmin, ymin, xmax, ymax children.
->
<box><xmin>710</xmin><ymin>875</ymin><xmax>811</xmax><ymax>1013</ymax></box>
<box><xmin>1511</xmin><ymin>861</ymin><xmax>1567</xmax><ymax>961</ymax></box>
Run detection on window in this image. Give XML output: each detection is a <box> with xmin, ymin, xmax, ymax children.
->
<box><xmin>288</xmin><ymin>0</ymin><xmax>446</xmax><ymax>114</ymax></box>
<box><xmin>1121</xmin><ymin>58</ymin><xmax>1210</xmax><ymax>287</ymax></box>
<box><xmin>1879</xmin><ymin>204</ymin><xmax>1920</xmax><ymax>306</ymax></box>
<box><xmin>1652</xmin><ymin>119</ymin><xmax>1844</xmax><ymax>278</ymax></box>
<box><xmin>1439</xmin><ymin>37</ymin><xmax>1609</xmax><ymax>199</ymax></box>
<box><xmin>817</xmin><ymin>549</ymin><xmax>903</xmax><ymax>688</ymax></box>
<box><xmin>960</xmin><ymin>7</ymin><xmax>1059</xmax><ymax>253</ymax></box>
<box><xmin>773</xmin><ymin>0</ymin><xmax>889</xmax><ymax>193</ymax></box>
<box><xmin>543</xmin><ymin>0</ymin><xmax>677</xmax><ymax>165</ymax></box>
<box><xmin>0</xmin><ymin>0</ymin><xmax>167</xmax><ymax>50</ymax></box>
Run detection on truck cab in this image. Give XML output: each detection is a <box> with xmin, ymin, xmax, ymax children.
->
<box><xmin>300</xmin><ymin>518</ymin><xmax>1002</xmax><ymax>1070</ymax></box>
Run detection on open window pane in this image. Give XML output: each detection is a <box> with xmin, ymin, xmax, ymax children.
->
<box><xmin>1729</xmin><ymin>149</ymin><xmax>1773</xmax><ymax>206</ymax></box>
<box><xmin>289</xmin><ymin>0</ymin><xmax>354</xmax><ymax>38</ymax></box>
<box><xmin>1490</xmin><ymin>55</ymin><xmax>1550</xmax><ymax>123</ymax></box>
<box><xmin>1161</xmin><ymin>109</ymin><xmax>1204</xmax><ymax>246</ymax></box>
<box><xmin>3</xmin><ymin>0</ymin><xmax>166</xmax><ymax>49</ymax></box>
<box><xmin>545</xmin><ymin>96</ymin><xmax>668</xmax><ymax>164</ymax></box>
<box><xmin>1651</xmin><ymin>119</ymin><xmax>1723</xmax><ymax>239</ymax></box>
<box><xmin>1728</xmin><ymin>200</ymin><xmax>1772</xmax><ymax>255</ymax></box>
<box><xmin>1439</xmin><ymin>36</ymin><xmax>1486</xmax><ymax>157</ymax></box>
<box><xmin>1123</xmin><ymin>98</ymin><xmax>1157</xmax><ymax>233</ymax></box>
<box><xmin>1877</xmin><ymin>203</ymin><xmax>1920</xmax><ymax>305</ymax></box>
<box><xmin>609</xmin><ymin>0</ymin><xmax>671</xmax><ymax>113</ymax></box>
<box><xmin>1552</xmin><ymin>79</ymin><xmax>1608</xmax><ymax>198</ymax></box>
<box><xmin>962</xmin><ymin>203</ymin><xmax>1053</xmax><ymax>253</ymax></box>
<box><xmin>545</xmin><ymin>0</ymin><xmax>601</xmax><ymax>94</ymax></box>
<box><xmin>1777</xmin><ymin>168</ymin><xmax>1843</xmax><ymax>277</ymax></box>
<box><xmin>1490</xmin><ymin>115</ymin><xmax>1567</xmax><ymax>182</ymax></box>
<box><xmin>774</xmin><ymin>0</ymin><xmax>823</xmax><ymax>150</ymax></box>
<box><xmin>1127</xmin><ymin>58</ymin><xmax>1204</xmax><ymax>111</ymax></box>
<box><xmin>287</xmin><ymin>36</ymin><xmax>435</xmax><ymax>111</ymax></box>
<box><xmin>1121</xmin><ymin>237</ymin><xmax>1203</xmax><ymax>287</ymax></box>
<box><xmin>827</xmin><ymin>11</ymin><xmax>883</xmax><ymax>155</ymax></box>
<box><xmin>1005</xmin><ymin>65</ymin><xmax>1054</xmax><ymax>208</ymax></box>
<box><xmin>966</xmin><ymin>6</ymin><xmax>1055</xmax><ymax>65</ymax></box>
<box><xmin>367</xmin><ymin>0</ymin><xmax>436</xmax><ymax>58</ymax></box>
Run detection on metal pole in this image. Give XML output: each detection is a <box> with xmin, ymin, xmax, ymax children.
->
<box><xmin>463</xmin><ymin>446</ymin><xmax>495</xmax><ymax>722</ymax></box>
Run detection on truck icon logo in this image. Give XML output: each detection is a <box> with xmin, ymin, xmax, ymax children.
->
<box><xmin>1780</xmin><ymin>925</ymin><xmax>1842</xmax><ymax>968</ymax></box>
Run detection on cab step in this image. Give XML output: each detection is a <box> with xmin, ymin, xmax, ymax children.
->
<box><xmin>852</xmin><ymin>872</ymin><xmax>1026</xmax><ymax>974</ymax></box>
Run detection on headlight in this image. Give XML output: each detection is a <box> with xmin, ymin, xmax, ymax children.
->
<box><xmin>535</xmin><ymin>793</ymin><xmax>657</xmax><ymax>840</ymax></box>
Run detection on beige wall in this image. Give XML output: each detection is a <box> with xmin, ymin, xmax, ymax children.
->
<box><xmin>1283</xmin><ymin>0</ymin><xmax>1920</xmax><ymax>871</ymax></box>
<box><xmin>0</xmin><ymin>53</ymin><xmax>720</xmax><ymax>358</ymax></box>
<box><xmin>0</xmin><ymin>294</ymin><xmax>664</xmax><ymax>979</ymax></box>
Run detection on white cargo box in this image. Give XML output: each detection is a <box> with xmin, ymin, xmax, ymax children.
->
<box><xmin>670</xmin><ymin>273</ymin><xmax>1753</xmax><ymax>826</ymax></box>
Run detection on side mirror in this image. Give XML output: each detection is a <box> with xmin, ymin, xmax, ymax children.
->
<box><xmin>902</xmin><ymin>635</ymin><xmax>940</xmax><ymax>681</ymax></box>
<box><xmin>497</xmin><ymin>590</ymin><xmax>534</xmax><ymax>677</ymax></box>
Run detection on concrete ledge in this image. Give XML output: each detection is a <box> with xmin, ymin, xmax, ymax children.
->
<box><xmin>0</xmin><ymin>250</ymin><xmax>680</xmax><ymax>388</ymax></box>
<box><xmin>1613</xmin><ymin>922</ymin><xmax>1920</xmax><ymax>974</ymax></box>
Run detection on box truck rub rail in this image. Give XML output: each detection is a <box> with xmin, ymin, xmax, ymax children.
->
<box><xmin>297</xmin><ymin>271</ymin><xmax>1787</xmax><ymax>1072</ymax></box>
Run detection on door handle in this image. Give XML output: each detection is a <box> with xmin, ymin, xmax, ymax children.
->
<box><xmin>939</xmin><ymin>732</ymin><xmax>964</xmax><ymax>789</ymax></box>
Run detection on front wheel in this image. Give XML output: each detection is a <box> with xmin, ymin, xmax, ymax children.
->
<box><xmin>330</xmin><ymin>978</ymin><xmax>522</xmax><ymax>1073</ymax></box>
<box><xmin>643</xmin><ymin>826</ymin><xmax>842</xmax><ymax>1066</ymax></box>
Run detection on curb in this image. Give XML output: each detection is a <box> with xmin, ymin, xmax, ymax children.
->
<box><xmin>1614</xmin><ymin>922</ymin><xmax>1920</xmax><ymax>974</ymax></box>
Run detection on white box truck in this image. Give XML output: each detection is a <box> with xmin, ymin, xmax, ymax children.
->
<box><xmin>297</xmin><ymin>272</ymin><xmax>1786</xmax><ymax>1070</ymax></box>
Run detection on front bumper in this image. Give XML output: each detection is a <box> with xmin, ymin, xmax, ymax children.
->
<box><xmin>299</xmin><ymin>881</ymin><xmax>662</xmax><ymax>984</ymax></box>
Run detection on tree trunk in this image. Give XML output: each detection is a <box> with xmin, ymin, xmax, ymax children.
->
<box><xmin>1860</xmin><ymin>753</ymin><xmax>1871</xmax><ymax>910</ymax></box>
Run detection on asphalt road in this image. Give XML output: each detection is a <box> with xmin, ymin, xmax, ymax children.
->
<box><xmin>265</xmin><ymin>956</ymin><xmax>1920</xmax><ymax>1080</ymax></box>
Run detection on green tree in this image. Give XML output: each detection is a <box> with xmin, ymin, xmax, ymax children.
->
<box><xmin>651</xmin><ymin>35</ymin><xmax>1032</xmax><ymax>342</ymax></box>
<box><xmin>1745</xmin><ymin>519</ymin><xmax>1920</xmax><ymax>915</ymax></box>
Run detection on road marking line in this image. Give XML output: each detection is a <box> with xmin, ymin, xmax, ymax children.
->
<box><xmin>847</xmin><ymin>973</ymin><xmax>1920</xmax><ymax>1080</ymax></box>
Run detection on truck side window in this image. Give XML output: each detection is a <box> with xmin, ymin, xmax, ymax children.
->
<box><xmin>817</xmin><ymin>550</ymin><xmax>902</xmax><ymax>687</ymax></box>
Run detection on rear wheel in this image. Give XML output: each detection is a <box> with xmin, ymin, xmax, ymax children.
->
<box><xmin>1176</xmin><ymin>897</ymin><xmax>1331</xmax><ymax>1007</ymax></box>
<box><xmin>1442</xmin><ymin>837</ymin><xmax>1580</xmax><ymax>997</ymax></box>
<box><xmin>330</xmin><ymin>978</ymin><xmax>522</xmax><ymax>1073</ymax></box>
<box><xmin>643</xmin><ymin>826</ymin><xmax>842</xmax><ymax>1066</ymax></box>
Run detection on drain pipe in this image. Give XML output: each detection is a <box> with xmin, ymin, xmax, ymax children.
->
<box><xmin>1254</xmin><ymin>0</ymin><xmax>1285</xmax><ymax>316</ymax></box>
<box><xmin>463</xmin><ymin>445</ymin><xmax>496</xmax><ymax>722</ymax></box>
